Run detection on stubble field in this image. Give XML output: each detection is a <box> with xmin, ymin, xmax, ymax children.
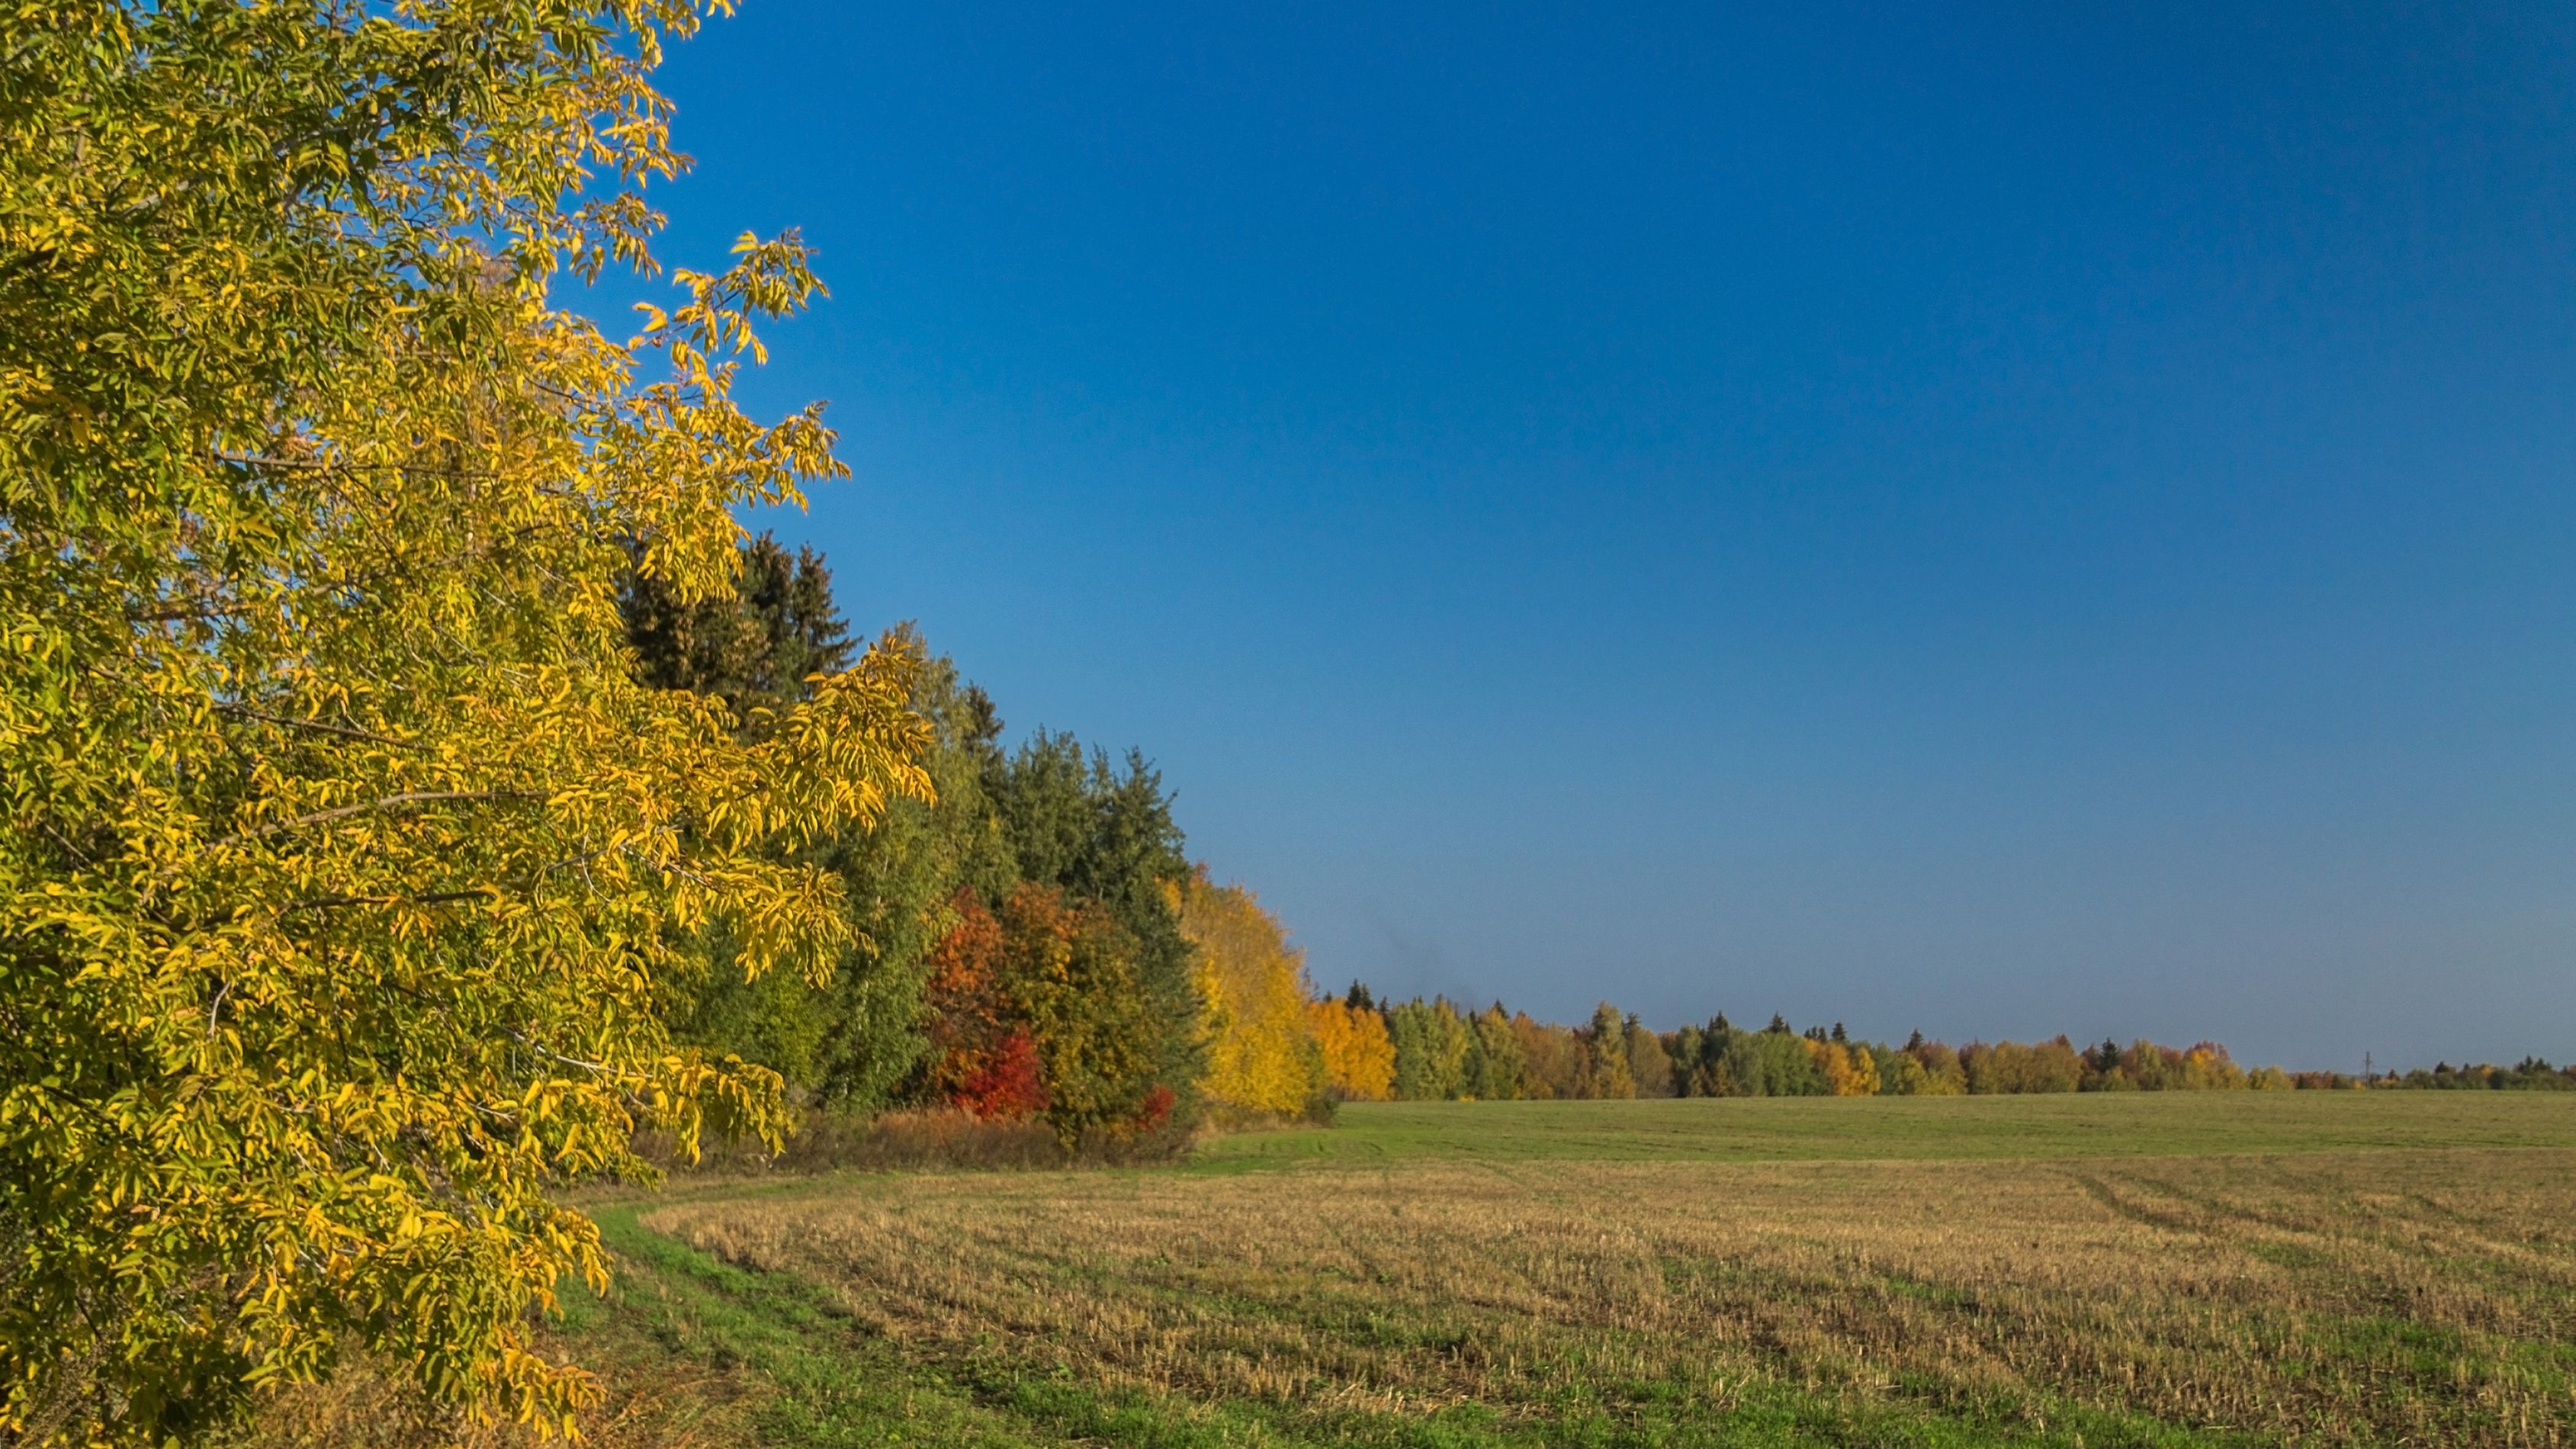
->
<box><xmin>256</xmin><ymin>1094</ymin><xmax>2576</xmax><ymax>1447</ymax></box>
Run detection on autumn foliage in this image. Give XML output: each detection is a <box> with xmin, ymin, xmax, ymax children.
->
<box><xmin>1319</xmin><ymin>988</ymin><xmax>2486</xmax><ymax>1103</ymax></box>
<box><xmin>920</xmin><ymin>892</ymin><xmax>1049</xmax><ymax>1120</ymax></box>
<box><xmin>1181</xmin><ymin>869</ymin><xmax>1328</xmax><ymax>1118</ymax></box>
<box><xmin>1</xmin><ymin>2</ymin><xmax>937</xmax><ymax>1440</ymax></box>
<box><xmin>914</xmin><ymin>883</ymin><xmax>1174</xmax><ymax>1142</ymax></box>
<box><xmin>1309</xmin><ymin>1000</ymin><xmax>1398</xmax><ymax>1101</ymax></box>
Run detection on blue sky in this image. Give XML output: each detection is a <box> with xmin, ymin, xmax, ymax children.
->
<box><xmin>630</xmin><ymin>2</ymin><xmax>2575</xmax><ymax>1069</ymax></box>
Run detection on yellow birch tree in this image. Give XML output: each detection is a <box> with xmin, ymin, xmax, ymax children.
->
<box><xmin>1309</xmin><ymin>998</ymin><xmax>1397</xmax><ymax>1101</ymax></box>
<box><xmin>1180</xmin><ymin>867</ymin><xmax>1325</xmax><ymax>1117</ymax></box>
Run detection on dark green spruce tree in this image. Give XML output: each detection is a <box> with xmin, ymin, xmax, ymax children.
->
<box><xmin>622</xmin><ymin>532</ymin><xmax>853</xmax><ymax>717</ymax></box>
<box><xmin>984</xmin><ymin>731</ymin><xmax>1207</xmax><ymax>1118</ymax></box>
<box><xmin>620</xmin><ymin>539</ymin><xmax>1013</xmax><ymax>1109</ymax></box>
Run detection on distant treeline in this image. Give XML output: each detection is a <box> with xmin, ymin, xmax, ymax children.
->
<box><xmin>629</xmin><ymin>538</ymin><xmax>2570</xmax><ymax>1131</ymax></box>
<box><xmin>1310</xmin><ymin>986</ymin><xmax>2576</xmax><ymax>1100</ymax></box>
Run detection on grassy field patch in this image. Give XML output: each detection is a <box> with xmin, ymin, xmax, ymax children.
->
<box><xmin>1193</xmin><ymin>1092</ymin><xmax>2576</xmax><ymax>1169</ymax></box>
<box><xmin>246</xmin><ymin>1094</ymin><xmax>2576</xmax><ymax>1447</ymax></box>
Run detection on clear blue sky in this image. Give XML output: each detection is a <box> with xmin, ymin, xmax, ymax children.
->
<box><xmin>633</xmin><ymin>2</ymin><xmax>2575</xmax><ymax>1070</ymax></box>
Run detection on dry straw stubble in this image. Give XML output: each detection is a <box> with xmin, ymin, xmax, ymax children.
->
<box><xmin>650</xmin><ymin>1147</ymin><xmax>2576</xmax><ymax>1444</ymax></box>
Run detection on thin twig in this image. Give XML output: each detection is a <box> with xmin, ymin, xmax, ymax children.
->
<box><xmin>506</xmin><ymin>1028</ymin><xmax>612</xmax><ymax>1075</ymax></box>
<box><xmin>209</xmin><ymin>789</ymin><xmax>538</xmax><ymax>851</ymax></box>
<box><xmin>214</xmin><ymin>703</ymin><xmax>415</xmax><ymax>749</ymax></box>
<box><xmin>282</xmin><ymin>888</ymin><xmax>499</xmax><ymax>912</ymax></box>
<box><xmin>215</xmin><ymin>451</ymin><xmax>499</xmax><ymax>480</ymax></box>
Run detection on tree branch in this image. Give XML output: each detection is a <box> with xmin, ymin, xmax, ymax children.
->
<box><xmin>210</xmin><ymin>790</ymin><xmax>538</xmax><ymax>850</ymax></box>
<box><xmin>214</xmin><ymin>703</ymin><xmax>416</xmax><ymax>749</ymax></box>
<box><xmin>215</xmin><ymin>451</ymin><xmax>497</xmax><ymax>480</ymax></box>
<box><xmin>283</xmin><ymin>888</ymin><xmax>501</xmax><ymax>913</ymax></box>
<box><xmin>505</xmin><ymin>1028</ymin><xmax>612</xmax><ymax>1075</ymax></box>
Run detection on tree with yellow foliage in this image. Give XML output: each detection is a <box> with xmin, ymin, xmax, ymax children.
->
<box><xmin>1309</xmin><ymin>997</ymin><xmax>1397</xmax><ymax>1101</ymax></box>
<box><xmin>1582</xmin><ymin>1003</ymin><xmax>1638</xmax><ymax>1099</ymax></box>
<box><xmin>0</xmin><ymin>2</ymin><xmax>929</xmax><ymax>1441</ymax></box>
<box><xmin>1180</xmin><ymin>867</ymin><xmax>1325</xmax><ymax>1117</ymax></box>
<box><xmin>1808</xmin><ymin>1036</ymin><xmax>1882</xmax><ymax>1096</ymax></box>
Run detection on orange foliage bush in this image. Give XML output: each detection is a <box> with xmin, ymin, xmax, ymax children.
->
<box><xmin>1309</xmin><ymin>998</ymin><xmax>1396</xmax><ymax>1101</ymax></box>
<box><xmin>922</xmin><ymin>890</ymin><xmax>1045</xmax><ymax>1118</ymax></box>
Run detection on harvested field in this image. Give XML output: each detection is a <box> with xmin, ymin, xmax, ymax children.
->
<box><xmin>246</xmin><ymin>1094</ymin><xmax>2576</xmax><ymax>1446</ymax></box>
<box><xmin>639</xmin><ymin>1096</ymin><xmax>2576</xmax><ymax>1445</ymax></box>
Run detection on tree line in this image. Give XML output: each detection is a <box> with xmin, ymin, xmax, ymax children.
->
<box><xmin>1309</xmin><ymin>987</ymin><xmax>2576</xmax><ymax>1100</ymax></box>
<box><xmin>623</xmin><ymin>540</ymin><xmax>2575</xmax><ymax>1129</ymax></box>
<box><xmin>622</xmin><ymin>535</ymin><xmax>1333</xmax><ymax>1142</ymax></box>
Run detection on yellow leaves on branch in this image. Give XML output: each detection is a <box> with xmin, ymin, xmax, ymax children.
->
<box><xmin>0</xmin><ymin>2</ymin><xmax>931</xmax><ymax>1442</ymax></box>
